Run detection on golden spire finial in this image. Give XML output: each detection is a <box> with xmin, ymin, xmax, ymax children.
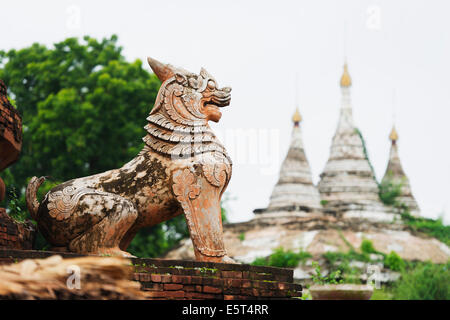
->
<box><xmin>389</xmin><ymin>126</ymin><xmax>398</xmax><ymax>142</ymax></box>
<box><xmin>340</xmin><ymin>62</ymin><xmax>352</xmax><ymax>87</ymax></box>
<box><xmin>292</xmin><ymin>107</ymin><xmax>302</xmax><ymax>125</ymax></box>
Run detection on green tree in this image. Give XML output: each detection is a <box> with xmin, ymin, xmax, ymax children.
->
<box><xmin>384</xmin><ymin>251</ymin><xmax>405</xmax><ymax>271</ymax></box>
<box><xmin>0</xmin><ymin>35</ymin><xmax>159</xmax><ymax>191</ymax></box>
<box><xmin>0</xmin><ymin>35</ymin><xmax>192</xmax><ymax>257</ymax></box>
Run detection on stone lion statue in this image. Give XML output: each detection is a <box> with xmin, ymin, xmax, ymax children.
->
<box><xmin>26</xmin><ymin>57</ymin><xmax>234</xmax><ymax>262</ymax></box>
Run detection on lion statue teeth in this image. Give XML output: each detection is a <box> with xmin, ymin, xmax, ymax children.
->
<box><xmin>26</xmin><ymin>57</ymin><xmax>234</xmax><ymax>263</ymax></box>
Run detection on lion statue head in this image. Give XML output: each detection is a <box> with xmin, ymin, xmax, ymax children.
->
<box><xmin>147</xmin><ymin>57</ymin><xmax>231</xmax><ymax>124</ymax></box>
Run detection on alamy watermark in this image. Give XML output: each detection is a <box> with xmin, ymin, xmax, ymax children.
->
<box><xmin>66</xmin><ymin>5</ymin><xmax>82</xmax><ymax>31</ymax></box>
<box><xmin>66</xmin><ymin>264</ymin><xmax>81</xmax><ymax>290</ymax></box>
<box><xmin>366</xmin><ymin>263</ymin><xmax>382</xmax><ymax>289</ymax></box>
<box><xmin>366</xmin><ymin>5</ymin><xmax>382</xmax><ymax>31</ymax></box>
<box><xmin>169</xmin><ymin>128</ymin><xmax>281</xmax><ymax>176</ymax></box>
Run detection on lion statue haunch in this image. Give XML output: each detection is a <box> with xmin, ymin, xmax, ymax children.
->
<box><xmin>26</xmin><ymin>57</ymin><xmax>234</xmax><ymax>262</ymax></box>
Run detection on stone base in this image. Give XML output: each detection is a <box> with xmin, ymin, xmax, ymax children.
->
<box><xmin>0</xmin><ymin>209</ymin><xmax>35</xmax><ymax>249</ymax></box>
<box><xmin>323</xmin><ymin>202</ymin><xmax>401</xmax><ymax>223</ymax></box>
<box><xmin>0</xmin><ymin>249</ymin><xmax>302</xmax><ymax>300</ymax></box>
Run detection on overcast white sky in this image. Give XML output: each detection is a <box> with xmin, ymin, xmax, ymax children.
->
<box><xmin>2</xmin><ymin>0</ymin><xmax>450</xmax><ymax>224</ymax></box>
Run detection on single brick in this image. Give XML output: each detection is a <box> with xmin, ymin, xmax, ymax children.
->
<box><xmin>183</xmin><ymin>285</ymin><xmax>196</xmax><ymax>292</ymax></box>
<box><xmin>143</xmin><ymin>283</ymin><xmax>163</xmax><ymax>291</ymax></box>
<box><xmin>148</xmin><ymin>290</ymin><xmax>185</xmax><ymax>299</ymax></box>
<box><xmin>203</xmin><ymin>286</ymin><xmax>222</xmax><ymax>294</ymax></box>
<box><xmin>221</xmin><ymin>271</ymin><xmax>242</xmax><ymax>279</ymax></box>
<box><xmin>160</xmin><ymin>275</ymin><xmax>172</xmax><ymax>283</ymax></box>
<box><xmin>164</xmin><ymin>283</ymin><xmax>183</xmax><ymax>291</ymax></box>
<box><xmin>171</xmin><ymin>275</ymin><xmax>185</xmax><ymax>283</ymax></box>
<box><xmin>186</xmin><ymin>292</ymin><xmax>219</xmax><ymax>300</ymax></box>
<box><xmin>151</xmin><ymin>274</ymin><xmax>162</xmax><ymax>282</ymax></box>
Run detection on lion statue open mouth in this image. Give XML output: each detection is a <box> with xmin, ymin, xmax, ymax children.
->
<box><xmin>26</xmin><ymin>57</ymin><xmax>235</xmax><ymax>263</ymax></box>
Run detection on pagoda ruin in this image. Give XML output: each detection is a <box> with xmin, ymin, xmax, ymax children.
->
<box><xmin>317</xmin><ymin>63</ymin><xmax>397</xmax><ymax>222</ymax></box>
<box><xmin>255</xmin><ymin>107</ymin><xmax>321</xmax><ymax>215</ymax></box>
<box><xmin>381</xmin><ymin>126</ymin><xmax>420</xmax><ymax>216</ymax></box>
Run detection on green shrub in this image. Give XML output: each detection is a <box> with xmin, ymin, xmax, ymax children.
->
<box><xmin>323</xmin><ymin>250</ymin><xmax>370</xmax><ymax>265</ymax></box>
<box><xmin>311</xmin><ymin>261</ymin><xmax>343</xmax><ymax>285</ymax></box>
<box><xmin>360</xmin><ymin>239</ymin><xmax>377</xmax><ymax>254</ymax></box>
<box><xmin>384</xmin><ymin>251</ymin><xmax>405</xmax><ymax>271</ymax></box>
<box><xmin>393</xmin><ymin>262</ymin><xmax>450</xmax><ymax>300</ymax></box>
<box><xmin>251</xmin><ymin>257</ymin><xmax>268</xmax><ymax>266</ymax></box>
<box><xmin>321</xmin><ymin>250</ymin><xmax>371</xmax><ymax>284</ymax></box>
<box><xmin>268</xmin><ymin>248</ymin><xmax>310</xmax><ymax>268</ymax></box>
<box><xmin>401</xmin><ymin>212</ymin><xmax>450</xmax><ymax>246</ymax></box>
<box><xmin>379</xmin><ymin>174</ymin><xmax>403</xmax><ymax>206</ymax></box>
<box><xmin>251</xmin><ymin>247</ymin><xmax>312</xmax><ymax>268</ymax></box>
<box><xmin>7</xmin><ymin>188</ymin><xmax>27</xmax><ymax>223</ymax></box>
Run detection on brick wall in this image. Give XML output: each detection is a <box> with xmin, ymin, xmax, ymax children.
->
<box><xmin>0</xmin><ymin>79</ymin><xmax>22</xmax><ymax>171</ymax></box>
<box><xmin>0</xmin><ymin>249</ymin><xmax>302</xmax><ymax>300</ymax></box>
<box><xmin>0</xmin><ymin>209</ymin><xmax>35</xmax><ymax>250</ymax></box>
<box><xmin>131</xmin><ymin>257</ymin><xmax>302</xmax><ymax>300</ymax></box>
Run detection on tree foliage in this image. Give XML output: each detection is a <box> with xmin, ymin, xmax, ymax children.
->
<box><xmin>0</xmin><ymin>35</ymin><xmax>160</xmax><ymax>190</ymax></box>
<box><xmin>0</xmin><ymin>35</ymin><xmax>193</xmax><ymax>257</ymax></box>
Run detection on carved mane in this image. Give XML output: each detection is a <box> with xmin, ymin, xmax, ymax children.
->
<box><xmin>142</xmin><ymin>76</ymin><xmax>231</xmax><ymax>163</ymax></box>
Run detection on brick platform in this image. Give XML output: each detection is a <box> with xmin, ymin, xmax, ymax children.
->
<box><xmin>0</xmin><ymin>249</ymin><xmax>302</xmax><ymax>300</ymax></box>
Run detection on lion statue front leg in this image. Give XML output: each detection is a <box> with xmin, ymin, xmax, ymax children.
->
<box><xmin>172</xmin><ymin>163</ymin><xmax>235</xmax><ymax>263</ymax></box>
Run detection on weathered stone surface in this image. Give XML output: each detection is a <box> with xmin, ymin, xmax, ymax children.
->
<box><xmin>25</xmin><ymin>58</ymin><xmax>234</xmax><ymax>262</ymax></box>
<box><xmin>165</xmin><ymin>214</ymin><xmax>450</xmax><ymax>268</ymax></box>
<box><xmin>382</xmin><ymin>126</ymin><xmax>420</xmax><ymax>216</ymax></box>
